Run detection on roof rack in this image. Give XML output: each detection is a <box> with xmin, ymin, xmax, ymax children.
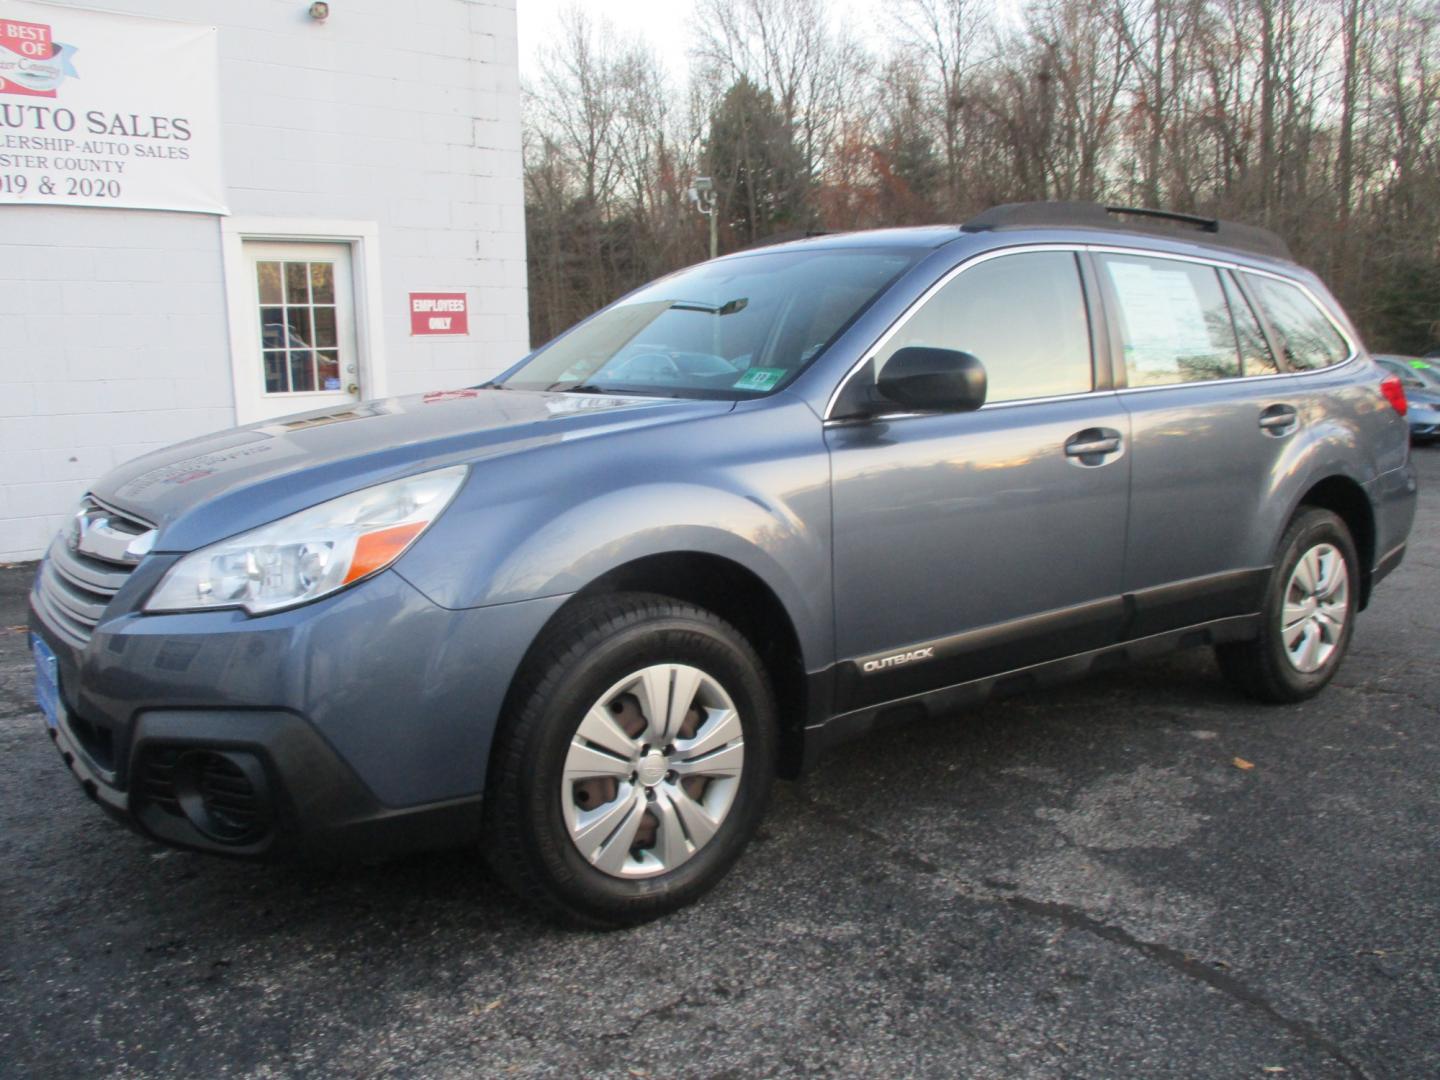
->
<box><xmin>962</xmin><ymin>201</ymin><xmax>1292</xmax><ymax>261</ymax></box>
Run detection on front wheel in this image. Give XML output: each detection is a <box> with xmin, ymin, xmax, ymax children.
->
<box><xmin>1216</xmin><ymin>507</ymin><xmax>1359</xmax><ymax>703</ymax></box>
<box><xmin>482</xmin><ymin>593</ymin><xmax>777</xmax><ymax>927</ymax></box>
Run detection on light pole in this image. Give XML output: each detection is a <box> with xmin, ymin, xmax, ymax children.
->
<box><xmin>688</xmin><ymin>176</ymin><xmax>718</xmax><ymax>260</ymax></box>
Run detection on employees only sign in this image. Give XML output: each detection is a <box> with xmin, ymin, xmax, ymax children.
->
<box><xmin>410</xmin><ymin>292</ymin><xmax>469</xmax><ymax>336</ymax></box>
<box><xmin>0</xmin><ymin>1</ymin><xmax>224</xmax><ymax>213</ymax></box>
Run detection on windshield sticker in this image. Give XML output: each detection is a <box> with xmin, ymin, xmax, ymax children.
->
<box><xmin>733</xmin><ymin>367</ymin><xmax>785</xmax><ymax>391</ymax></box>
<box><xmin>1410</xmin><ymin>360</ymin><xmax>1433</xmax><ymax>370</ymax></box>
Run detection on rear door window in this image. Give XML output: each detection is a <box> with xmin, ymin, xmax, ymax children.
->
<box><xmin>1243</xmin><ymin>275</ymin><xmax>1351</xmax><ymax>371</ymax></box>
<box><xmin>873</xmin><ymin>250</ymin><xmax>1093</xmax><ymax>404</ymax></box>
<box><xmin>1098</xmin><ymin>255</ymin><xmax>1240</xmax><ymax>386</ymax></box>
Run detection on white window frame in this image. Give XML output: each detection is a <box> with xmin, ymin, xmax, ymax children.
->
<box><xmin>220</xmin><ymin>217</ymin><xmax>388</xmax><ymax>426</ymax></box>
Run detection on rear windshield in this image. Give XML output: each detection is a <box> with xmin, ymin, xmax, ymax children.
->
<box><xmin>500</xmin><ymin>249</ymin><xmax>918</xmax><ymax>399</ymax></box>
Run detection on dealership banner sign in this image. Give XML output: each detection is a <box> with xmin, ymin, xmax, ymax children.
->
<box><xmin>0</xmin><ymin>1</ymin><xmax>224</xmax><ymax>213</ymax></box>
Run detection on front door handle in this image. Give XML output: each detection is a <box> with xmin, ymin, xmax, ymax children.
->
<box><xmin>1259</xmin><ymin>404</ymin><xmax>1299</xmax><ymax>436</ymax></box>
<box><xmin>1064</xmin><ymin>427</ymin><xmax>1123</xmax><ymax>464</ymax></box>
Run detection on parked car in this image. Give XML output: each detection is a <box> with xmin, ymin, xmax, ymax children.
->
<box><xmin>1374</xmin><ymin>355</ymin><xmax>1440</xmax><ymax>442</ymax></box>
<box><xmin>31</xmin><ymin>202</ymin><xmax>1418</xmax><ymax>926</ymax></box>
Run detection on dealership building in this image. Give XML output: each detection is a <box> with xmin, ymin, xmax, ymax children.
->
<box><xmin>0</xmin><ymin>0</ymin><xmax>527</xmax><ymax>560</ymax></box>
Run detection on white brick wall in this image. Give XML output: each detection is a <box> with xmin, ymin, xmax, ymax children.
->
<box><xmin>0</xmin><ymin>0</ymin><xmax>526</xmax><ymax>561</ymax></box>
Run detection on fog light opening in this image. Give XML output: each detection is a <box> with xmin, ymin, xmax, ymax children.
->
<box><xmin>172</xmin><ymin>750</ymin><xmax>271</xmax><ymax>844</ymax></box>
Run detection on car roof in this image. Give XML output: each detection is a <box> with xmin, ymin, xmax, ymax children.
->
<box><xmin>733</xmin><ymin>202</ymin><xmax>1300</xmax><ymax>273</ymax></box>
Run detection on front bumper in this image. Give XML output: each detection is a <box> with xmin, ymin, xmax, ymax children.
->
<box><xmin>30</xmin><ymin>559</ymin><xmax>567</xmax><ymax>858</ymax></box>
<box><xmin>1409</xmin><ymin>408</ymin><xmax>1440</xmax><ymax>439</ymax></box>
<box><xmin>46</xmin><ymin>704</ymin><xmax>488</xmax><ymax>858</ymax></box>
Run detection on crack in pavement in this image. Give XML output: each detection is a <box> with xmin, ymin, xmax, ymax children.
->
<box><xmin>794</xmin><ymin>791</ymin><xmax>1373</xmax><ymax>1080</ymax></box>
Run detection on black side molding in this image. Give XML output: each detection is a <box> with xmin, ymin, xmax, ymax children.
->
<box><xmin>1370</xmin><ymin>542</ymin><xmax>1406</xmax><ymax>594</ymax></box>
<box><xmin>804</xmin><ymin>614</ymin><xmax>1262</xmax><ymax>770</ymax></box>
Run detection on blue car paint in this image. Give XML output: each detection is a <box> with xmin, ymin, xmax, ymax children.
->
<box><xmin>30</xmin><ymin>220</ymin><xmax>1418</xmax><ymax>859</ymax></box>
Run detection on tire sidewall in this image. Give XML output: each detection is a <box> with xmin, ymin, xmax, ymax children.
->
<box><xmin>517</xmin><ymin>609</ymin><xmax>776</xmax><ymax>921</ymax></box>
<box><xmin>1261</xmin><ymin>509</ymin><xmax>1359</xmax><ymax>697</ymax></box>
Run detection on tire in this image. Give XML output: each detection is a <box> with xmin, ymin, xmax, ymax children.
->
<box><xmin>1216</xmin><ymin>507</ymin><xmax>1360</xmax><ymax>704</ymax></box>
<box><xmin>482</xmin><ymin>592</ymin><xmax>777</xmax><ymax>928</ymax></box>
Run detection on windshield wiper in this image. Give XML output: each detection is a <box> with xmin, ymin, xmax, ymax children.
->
<box><xmin>670</xmin><ymin>298</ymin><xmax>748</xmax><ymax>316</ymax></box>
<box><xmin>551</xmin><ymin>382</ymin><xmax>672</xmax><ymax>398</ymax></box>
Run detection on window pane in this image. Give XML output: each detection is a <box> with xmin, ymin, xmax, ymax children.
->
<box><xmin>313</xmin><ymin>306</ymin><xmax>337</xmax><ymax>349</ymax></box>
<box><xmin>1101</xmin><ymin>256</ymin><xmax>1239</xmax><ymax>386</ymax></box>
<box><xmin>286</xmin><ymin>307</ymin><xmax>313</xmax><ymax>348</ymax></box>
<box><xmin>285</xmin><ymin>262</ymin><xmax>310</xmax><ymax>305</ymax></box>
<box><xmin>260</xmin><ymin>306</ymin><xmax>286</xmax><ymax>350</ymax></box>
<box><xmin>289</xmin><ymin>350</ymin><xmax>316</xmax><ymax>391</ymax></box>
<box><xmin>263</xmin><ymin>350</ymin><xmax>286</xmax><ymax>393</ymax></box>
<box><xmin>1245</xmin><ymin>275</ymin><xmax>1349</xmax><ymax>371</ymax></box>
<box><xmin>501</xmin><ymin>249</ymin><xmax>919</xmax><ymax>397</ymax></box>
<box><xmin>310</xmin><ymin>262</ymin><xmax>335</xmax><ymax>304</ymax></box>
<box><xmin>875</xmin><ymin>251</ymin><xmax>1092</xmax><ymax>403</ymax></box>
<box><xmin>1223</xmin><ymin>273</ymin><xmax>1278</xmax><ymax>376</ymax></box>
<box><xmin>316</xmin><ymin>350</ymin><xmax>341</xmax><ymax>389</ymax></box>
<box><xmin>256</xmin><ymin>262</ymin><xmax>282</xmax><ymax>304</ymax></box>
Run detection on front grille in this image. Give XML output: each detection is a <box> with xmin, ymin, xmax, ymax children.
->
<box><xmin>65</xmin><ymin>710</ymin><xmax>116</xmax><ymax>771</ymax></box>
<box><xmin>34</xmin><ymin>497</ymin><xmax>152</xmax><ymax>646</ymax></box>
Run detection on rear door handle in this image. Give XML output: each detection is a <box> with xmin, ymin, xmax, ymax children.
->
<box><xmin>1064</xmin><ymin>428</ymin><xmax>1123</xmax><ymax>462</ymax></box>
<box><xmin>1259</xmin><ymin>404</ymin><xmax>1299</xmax><ymax>436</ymax></box>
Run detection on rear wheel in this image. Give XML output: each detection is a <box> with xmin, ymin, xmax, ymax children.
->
<box><xmin>1216</xmin><ymin>507</ymin><xmax>1359</xmax><ymax>703</ymax></box>
<box><xmin>483</xmin><ymin>593</ymin><xmax>776</xmax><ymax>927</ymax></box>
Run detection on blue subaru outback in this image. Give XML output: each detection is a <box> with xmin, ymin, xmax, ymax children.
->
<box><xmin>31</xmin><ymin>203</ymin><xmax>1418</xmax><ymax>925</ymax></box>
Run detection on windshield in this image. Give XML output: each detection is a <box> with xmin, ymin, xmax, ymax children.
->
<box><xmin>499</xmin><ymin>248</ymin><xmax>918</xmax><ymax>398</ymax></box>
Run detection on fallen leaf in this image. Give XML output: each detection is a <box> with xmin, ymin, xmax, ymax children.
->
<box><xmin>1261</xmin><ymin>1068</ymin><xmax>1287</xmax><ymax>1074</ymax></box>
<box><xmin>484</xmin><ymin>998</ymin><xmax>502</xmax><ymax>1011</ymax></box>
<box><xmin>5</xmin><ymin>625</ymin><xmax>26</xmax><ymax>634</ymax></box>
<box><xmin>1233</xmin><ymin>757</ymin><xmax>1255</xmax><ymax>770</ymax></box>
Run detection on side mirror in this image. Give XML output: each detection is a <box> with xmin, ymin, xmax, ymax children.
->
<box><xmin>876</xmin><ymin>347</ymin><xmax>987</xmax><ymax>413</ymax></box>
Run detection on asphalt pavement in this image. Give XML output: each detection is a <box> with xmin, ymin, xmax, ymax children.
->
<box><xmin>2</xmin><ymin>448</ymin><xmax>1437</xmax><ymax>1079</ymax></box>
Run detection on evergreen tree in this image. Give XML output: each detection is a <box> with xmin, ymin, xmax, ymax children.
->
<box><xmin>703</xmin><ymin>77</ymin><xmax>813</xmax><ymax>248</ymax></box>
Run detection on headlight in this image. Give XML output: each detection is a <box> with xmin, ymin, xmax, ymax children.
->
<box><xmin>145</xmin><ymin>465</ymin><xmax>467</xmax><ymax>614</ymax></box>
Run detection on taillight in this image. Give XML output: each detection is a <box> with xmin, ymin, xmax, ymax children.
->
<box><xmin>1379</xmin><ymin>375</ymin><xmax>1408</xmax><ymax>416</ymax></box>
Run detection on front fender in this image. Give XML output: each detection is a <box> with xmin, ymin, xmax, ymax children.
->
<box><xmin>393</xmin><ymin>398</ymin><xmax>834</xmax><ymax>670</ymax></box>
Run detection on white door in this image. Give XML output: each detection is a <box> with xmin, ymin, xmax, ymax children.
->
<box><xmin>235</xmin><ymin>241</ymin><xmax>361</xmax><ymax>422</ymax></box>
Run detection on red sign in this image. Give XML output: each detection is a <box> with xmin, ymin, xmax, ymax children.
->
<box><xmin>409</xmin><ymin>292</ymin><xmax>469</xmax><ymax>336</ymax></box>
<box><xmin>0</xmin><ymin>18</ymin><xmax>60</xmax><ymax>97</ymax></box>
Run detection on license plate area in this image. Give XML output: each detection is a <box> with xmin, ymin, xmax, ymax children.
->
<box><xmin>32</xmin><ymin>633</ymin><xmax>61</xmax><ymax>730</ymax></box>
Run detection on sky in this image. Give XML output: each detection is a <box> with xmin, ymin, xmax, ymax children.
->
<box><xmin>515</xmin><ymin>0</ymin><xmax>881</xmax><ymax>84</ymax></box>
<box><xmin>517</xmin><ymin>0</ymin><xmax>704</xmax><ymax>80</ymax></box>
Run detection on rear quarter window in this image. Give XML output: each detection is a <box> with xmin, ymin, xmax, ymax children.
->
<box><xmin>1244</xmin><ymin>275</ymin><xmax>1351</xmax><ymax>372</ymax></box>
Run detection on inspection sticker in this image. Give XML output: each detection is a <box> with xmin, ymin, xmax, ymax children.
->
<box><xmin>733</xmin><ymin>367</ymin><xmax>785</xmax><ymax>391</ymax></box>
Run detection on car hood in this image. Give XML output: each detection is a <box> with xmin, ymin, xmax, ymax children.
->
<box><xmin>93</xmin><ymin>388</ymin><xmax>734</xmax><ymax>551</ymax></box>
